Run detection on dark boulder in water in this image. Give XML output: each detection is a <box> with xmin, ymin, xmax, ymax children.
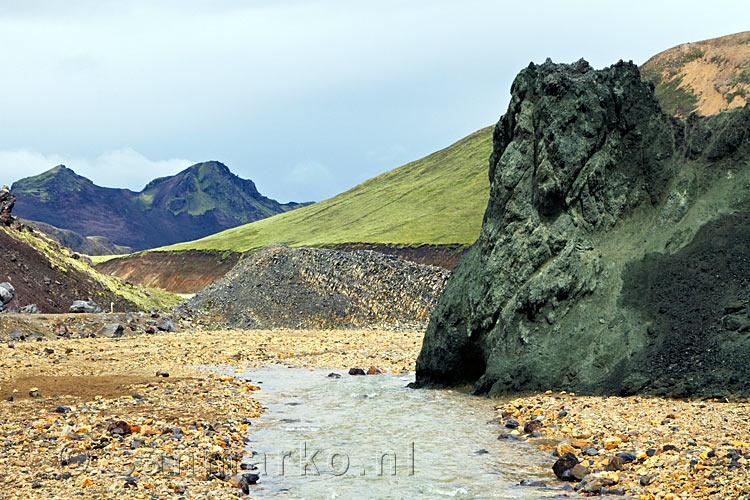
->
<box><xmin>413</xmin><ymin>58</ymin><xmax>750</xmax><ymax>398</ymax></box>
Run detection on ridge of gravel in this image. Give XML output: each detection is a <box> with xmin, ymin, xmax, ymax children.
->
<box><xmin>186</xmin><ymin>245</ymin><xmax>450</xmax><ymax>331</ymax></box>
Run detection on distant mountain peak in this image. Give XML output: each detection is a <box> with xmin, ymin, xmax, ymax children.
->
<box><xmin>11</xmin><ymin>160</ymin><xmax>307</xmax><ymax>252</ymax></box>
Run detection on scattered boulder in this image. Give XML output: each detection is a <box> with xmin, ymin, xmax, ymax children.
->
<box><xmin>62</xmin><ymin>453</ymin><xmax>89</xmax><ymax>467</ymax></box>
<box><xmin>348</xmin><ymin>368</ymin><xmax>366</xmax><ymax>376</ymax></box>
<box><xmin>575</xmin><ymin>474</ymin><xmax>617</xmax><ymax>494</ymax></box>
<box><xmin>100</xmin><ymin>323</ymin><xmax>124</xmax><ymax>338</ymax></box>
<box><xmin>571</xmin><ymin>463</ymin><xmax>590</xmax><ymax>481</ymax></box>
<box><xmin>228</xmin><ymin>472</ymin><xmax>259</xmax><ymax>494</ymax></box>
<box><xmin>366</xmin><ymin>366</ymin><xmax>382</xmax><ymax>375</ymax></box>
<box><xmin>69</xmin><ymin>300</ymin><xmax>102</xmax><ymax>314</ymax></box>
<box><xmin>19</xmin><ymin>304</ymin><xmax>39</xmax><ymax>314</ymax></box>
<box><xmin>504</xmin><ymin>418</ymin><xmax>519</xmax><ymax>429</ymax></box>
<box><xmin>552</xmin><ymin>452</ymin><xmax>579</xmax><ymax>480</ymax></box>
<box><xmin>156</xmin><ymin>317</ymin><xmax>177</xmax><ymax>332</ymax></box>
<box><xmin>0</xmin><ymin>282</ymin><xmax>17</xmax><ymax>312</ymax></box>
<box><xmin>107</xmin><ymin>420</ymin><xmax>132</xmax><ymax>436</ymax></box>
<box><xmin>327</xmin><ymin>372</ymin><xmax>342</xmax><ymax>379</ymax></box>
<box><xmin>523</xmin><ymin>420</ymin><xmax>542</xmax><ymax>434</ymax></box>
<box><xmin>29</xmin><ymin>387</ymin><xmax>41</xmax><ymax>397</ymax></box>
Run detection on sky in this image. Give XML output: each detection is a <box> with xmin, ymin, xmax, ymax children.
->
<box><xmin>0</xmin><ymin>1</ymin><xmax>747</xmax><ymax>203</ymax></box>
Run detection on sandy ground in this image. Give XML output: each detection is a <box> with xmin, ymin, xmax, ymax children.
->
<box><xmin>0</xmin><ymin>325</ymin><xmax>747</xmax><ymax>499</ymax></box>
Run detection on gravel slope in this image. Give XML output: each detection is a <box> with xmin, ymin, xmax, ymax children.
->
<box><xmin>187</xmin><ymin>245</ymin><xmax>450</xmax><ymax>331</ymax></box>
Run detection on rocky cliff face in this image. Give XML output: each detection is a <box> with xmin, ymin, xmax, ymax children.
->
<box><xmin>414</xmin><ymin>59</ymin><xmax>750</xmax><ymax>399</ymax></box>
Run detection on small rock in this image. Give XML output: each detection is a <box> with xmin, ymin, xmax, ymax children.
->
<box><xmin>576</xmin><ymin>474</ymin><xmax>616</xmax><ymax>494</ymax></box>
<box><xmin>601</xmin><ymin>487</ymin><xmax>625</xmax><ymax>495</ymax></box>
<box><xmin>107</xmin><ymin>420</ymin><xmax>132</xmax><ymax>436</ymax></box>
<box><xmin>327</xmin><ymin>372</ymin><xmax>341</xmax><ymax>378</ymax></box>
<box><xmin>662</xmin><ymin>444</ymin><xmax>680</xmax><ymax>453</ymax></box>
<box><xmin>602</xmin><ymin>437</ymin><xmax>622</xmax><ymax>450</ymax></box>
<box><xmin>174</xmin><ymin>483</ymin><xmax>187</xmax><ymax>494</ymax></box>
<box><xmin>519</xmin><ymin>479</ymin><xmax>547</xmax><ymax>487</ymax></box>
<box><xmin>156</xmin><ymin>371</ymin><xmax>170</xmax><ymax>378</ymax></box>
<box><xmin>100</xmin><ymin>323</ymin><xmax>124</xmax><ymax>338</ymax></box>
<box><xmin>552</xmin><ymin>452</ymin><xmax>579</xmax><ymax>480</ymax></box>
<box><xmin>582</xmin><ymin>446</ymin><xmax>599</xmax><ymax>456</ymax></box>
<box><xmin>497</xmin><ymin>433</ymin><xmax>520</xmax><ymax>441</ymax></box>
<box><xmin>348</xmin><ymin>368</ymin><xmax>366</xmax><ymax>376</ymax></box>
<box><xmin>62</xmin><ymin>453</ymin><xmax>89</xmax><ymax>467</ymax></box>
<box><xmin>557</xmin><ymin>410</ymin><xmax>568</xmax><ymax>418</ymax></box>
<box><xmin>474</xmin><ymin>449</ymin><xmax>489</xmax><ymax>455</ymax></box>
<box><xmin>523</xmin><ymin>420</ymin><xmax>542</xmax><ymax>434</ymax></box>
<box><xmin>639</xmin><ymin>475</ymin><xmax>655</xmax><ymax>486</ymax></box>
<box><xmin>604</xmin><ymin>456</ymin><xmax>624</xmax><ymax>471</ymax></box>
<box><xmin>366</xmin><ymin>365</ymin><xmax>381</xmax><ymax>375</ymax></box>
<box><xmin>156</xmin><ymin>317</ymin><xmax>177</xmax><ymax>332</ymax></box>
<box><xmin>571</xmin><ymin>463</ymin><xmax>589</xmax><ymax>481</ymax></box>
<box><xmin>646</xmin><ymin>448</ymin><xmax>656</xmax><ymax>457</ymax></box>
<box><xmin>69</xmin><ymin>300</ymin><xmax>102</xmax><ymax>314</ymax></box>
<box><xmin>616</xmin><ymin>451</ymin><xmax>636</xmax><ymax>463</ymax></box>
<box><xmin>29</xmin><ymin>387</ymin><xmax>41</xmax><ymax>397</ymax></box>
<box><xmin>504</xmin><ymin>418</ymin><xmax>519</xmax><ymax>429</ymax></box>
<box><xmin>53</xmin><ymin>406</ymin><xmax>71</xmax><ymax>414</ymax></box>
<box><xmin>20</xmin><ymin>304</ymin><xmax>39</xmax><ymax>314</ymax></box>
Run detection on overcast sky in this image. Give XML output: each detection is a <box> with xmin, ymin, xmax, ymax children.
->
<box><xmin>0</xmin><ymin>1</ymin><xmax>746</xmax><ymax>202</ymax></box>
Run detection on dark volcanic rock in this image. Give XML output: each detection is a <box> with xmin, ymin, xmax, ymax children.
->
<box><xmin>19</xmin><ymin>304</ymin><xmax>39</xmax><ymax>314</ymax></box>
<box><xmin>0</xmin><ymin>187</ymin><xmax>16</xmax><ymax>226</ymax></box>
<box><xmin>188</xmin><ymin>245</ymin><xmax>449</xmax><ymax>331</ymax></box>
<box><xmin>414</xmin><ymin>58</ymin><xmax>750</xmax><ymax>398</ymax></box>
<box><xmin>0</xmin><ymin>282</ymin><xmax>17</xmax><ymax>312</ymax></box>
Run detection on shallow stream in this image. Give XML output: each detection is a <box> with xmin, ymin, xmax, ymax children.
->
<box><xmin>236</xmin><ymin>365</ymin><xmax>563</xmax><ymax>499</ymax></box>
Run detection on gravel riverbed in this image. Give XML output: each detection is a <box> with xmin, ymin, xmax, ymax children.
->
<box><xmin>0</xmin><ymin>326</ymin><xmax>746</xmax><ymax>499</ymax></box>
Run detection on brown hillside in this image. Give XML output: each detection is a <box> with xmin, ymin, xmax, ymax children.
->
<box><xmin>640</xmin><ymin>31</ymin><xmax>750</xmax><ymax>116</ymax></box>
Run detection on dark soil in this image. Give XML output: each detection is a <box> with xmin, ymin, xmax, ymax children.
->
<box><xmin>327</xmin><ymin>243</ymin><xmax>468</xmax><ymax>270</ymax></box>
<box><xmin>0</xmin><ymin>226</ymin><xmax>139</xmax><ymax>314</ymax></box>
<box><xmin>96</xmin><ymin>250</ymin><xmax>242</xmax><ymax>294</ymax></box>
<box><xmin>621</xmin><ymin>213</ymin><xmax>750</xmax><ymax>398</ymax></box>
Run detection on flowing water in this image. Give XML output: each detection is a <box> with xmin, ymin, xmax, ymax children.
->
<box><xmin>235</xmin><ymin>365</ymin><xmax>565</xmax><ymax>499</ymax></box>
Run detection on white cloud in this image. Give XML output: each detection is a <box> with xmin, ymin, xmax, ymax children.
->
<box><xmin>0</xmin><ymin>148</ymin><xmax>193</xmax><ymax>191</ymax></box>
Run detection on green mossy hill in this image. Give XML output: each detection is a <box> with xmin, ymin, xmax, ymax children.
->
<box><xmin>11</xmin><ymin>161</ymin><xmax>306</xmax><ymax>253</ymax></box>
<box><xmin>414</xmin><ymin>58</ymin><xmax>750</xmax><ymax>399</ymax></box>
<box><xmin>162</xmin><ymin>127</ymin><xmax>493</xmax><ymax>253</ymax></box>
<box><xmin>136</xmin><ymin>161</ymin><xmax>305</xmax><ymax>219</ymax></box>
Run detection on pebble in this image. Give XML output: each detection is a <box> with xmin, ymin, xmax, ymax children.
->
<box><xmin>494</xmin><ymin>392</ymin><xmax>750</xmax><ymax>499</ymax></box>
<box><xmin>0</xmin><ymin>327</ymin><xmax>421</xmax><ymax>499</ymax></box>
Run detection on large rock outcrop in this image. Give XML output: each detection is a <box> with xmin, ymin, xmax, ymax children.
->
<box><xmin>414</xmin><ymin>59</ymin><xmax>750</xmax><ymax>399</ymax></box>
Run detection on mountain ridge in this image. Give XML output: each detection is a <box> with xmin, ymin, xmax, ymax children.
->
<box><xmin>11</xmin><ymin>161</ymin><xmax>308</xmax><ymax>253</ymax></box>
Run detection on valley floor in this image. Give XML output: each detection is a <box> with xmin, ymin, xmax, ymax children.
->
<box><xmin>0</xmin><ymin>323</ymin><xmax>746</xmax><ymax>499</ymax></box>
<box><xmin>0</xmin><ymin>327</ymin><xmax>421</xmax><ymax>499</ymax></box>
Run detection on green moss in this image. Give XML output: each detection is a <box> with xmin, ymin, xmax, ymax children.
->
<box><xmin>653</xmin><ymin>75</ymin><xmax>699</xmax><ymax>116</ymax></box>
<box><xmin>158</xmin><ymin>127</ymin><xmax>494</xmax><ymax>252</ymax></box>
